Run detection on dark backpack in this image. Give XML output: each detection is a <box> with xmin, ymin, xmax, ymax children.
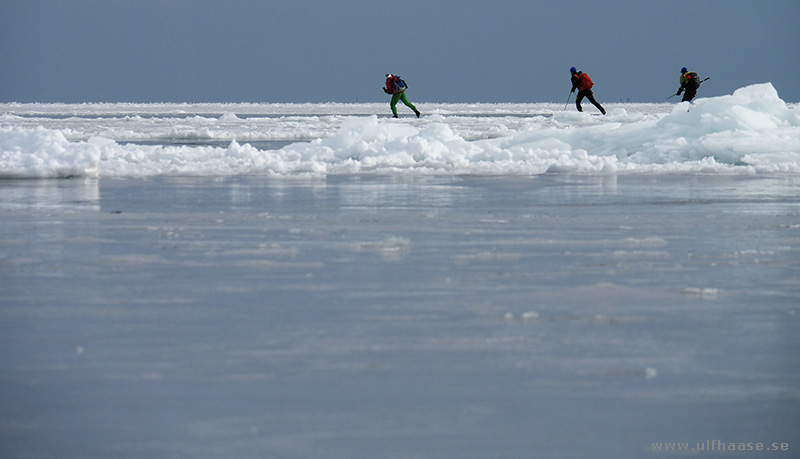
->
<box><xmin>392</xmin><ymin>76</ymin><xmax>407</xmax><ymax>94</ymax></box>
<box><xmin>686</xmin><ymin>72</ymin><xmax>700</xmax><ymax>90</ymax></box>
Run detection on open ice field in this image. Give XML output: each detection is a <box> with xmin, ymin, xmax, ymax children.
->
<box><xmin>1</xmin><ymin>84</ymin><xmax>799</xmax><ymax>458</ymax></box>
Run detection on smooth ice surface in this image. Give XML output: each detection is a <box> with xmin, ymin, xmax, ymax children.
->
<box><xmin>1</xmin><ymin>174</ymin><xmax>798</xmax><ymax>458</ymax></box>
<box><xmin>2</xmin><ymin>84</ymin><xmax>799</xmax><ymax>178</ymax></box>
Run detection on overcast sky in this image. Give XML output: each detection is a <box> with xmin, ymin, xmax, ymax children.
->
<box><xmin>1</xmin><ymin>0</ymin><xmax>798</xmax><ymax>103</ymax></box>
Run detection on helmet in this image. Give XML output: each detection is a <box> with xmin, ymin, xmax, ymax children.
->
<box><xmin>570</xmin><ymin>67</ymin><xmax>577</xmax><ymax>74</ymax></box>
<box><xmin>680</xmin><ymin>67</ymin><xmax>688</xmax><ymax>74</ymax></box>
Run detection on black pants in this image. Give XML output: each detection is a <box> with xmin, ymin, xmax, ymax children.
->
<box><xmin>576</xmin><ymin>90</ymin><xmax>606</xmax><ymax>114</ymax></box>
<box><xmin>681</xmin><ymin>88</ymin><xmax>697</xmax><ymax>102</ymax></box>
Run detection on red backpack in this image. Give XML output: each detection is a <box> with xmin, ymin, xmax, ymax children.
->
<box><xmin>579</xmin><ymin>73</ymin><xmax>594</xmax><ymax>91</ymax></box>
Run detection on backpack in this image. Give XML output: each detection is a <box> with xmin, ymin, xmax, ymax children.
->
<box><xmin>686</xmin><ymin>72</ymin><xmax>700</xmax><ymax>90</ymax></box>
<box><xmin>392</xmin><ymin>76</ymin><xmax>407</xmax><ymax>94</ymax></box>
<box><xmin>579</xmin><ymin>73</ymin><xmax>593</xmax><ymax>91</ymax></box>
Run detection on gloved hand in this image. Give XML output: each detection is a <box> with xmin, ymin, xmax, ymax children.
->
<box><xmin>676</xmin><ymin>90</ymin><xmax>682</xmax><ymax>96</ymax></box>
<box><xmin>570</xmin><ymin>88</ymin><xmax>575</xmax><ymax>93</ymax></box>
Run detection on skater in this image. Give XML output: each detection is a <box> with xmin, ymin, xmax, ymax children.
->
<box><xmin>570</xmin><ymin>67</ymin><xmax>606</xmax><ymax>114</ymax></box>
<box><xmin>676</xmin><ymin>67</ymin><xmax>701</xmax><ymax>102</ymax></box>
<box><xmin>383</xmin><ymin>74</ymin><xmax>420</xmax><ymax>118</ymax></box>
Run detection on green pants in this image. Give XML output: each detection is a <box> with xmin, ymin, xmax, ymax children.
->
<box><xmin>390</xmin><ymin>92</ymin><xmax>417</xmax><ymax>117</ymax></box>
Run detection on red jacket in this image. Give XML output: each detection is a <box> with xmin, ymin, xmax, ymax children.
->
<box><xmin>571</xmin><ymin>72</ymin><xmax>594</xmax><ymax>92</ymax></box>
<box><xmin>384</xmin><ymin>76</ymin><xmax>398</xmax><ymax>94</ymax></box>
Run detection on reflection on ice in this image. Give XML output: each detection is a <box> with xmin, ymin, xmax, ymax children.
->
<box><xmin>0</xmin><ymin>178</ymin><xmax>99</xmax><ymax>211</ymax></box>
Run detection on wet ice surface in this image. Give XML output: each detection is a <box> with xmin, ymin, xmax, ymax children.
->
<box><xmin>1</xmin><ymin>175</ymin><xmax>798</xmax><ymax>458</ymax></box>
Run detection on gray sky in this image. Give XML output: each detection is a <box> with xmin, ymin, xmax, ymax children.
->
<box><xmin>1</xmin><ymin>0</ymin><xmax>798</xmax><ymax>103</ymax></box>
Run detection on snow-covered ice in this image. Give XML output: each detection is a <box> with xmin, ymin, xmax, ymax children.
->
<box><xmin>2</xmin><ymin>83</ymin><xmax>798</xmax><ymax>178</ymax></box>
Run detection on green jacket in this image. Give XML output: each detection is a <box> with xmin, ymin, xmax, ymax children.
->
<box><xmin>679</xmin><ymin>72</ymin><xmax>690</xmax><ymax>88</ymax></box>
<box><xmin>679</xmin><ymin>71</ymin><xmax>698</xmax><ymax>90</ymax></box>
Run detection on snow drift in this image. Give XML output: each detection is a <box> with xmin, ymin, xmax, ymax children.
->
<box><xmin>1</xmin><ymin>83</ymin><xmax>798</xmax><ymax>178</ymax></box>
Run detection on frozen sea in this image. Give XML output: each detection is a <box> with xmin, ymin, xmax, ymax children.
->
<box><xmin>1</xmin><ymin>84</ymin><xmax>799</xmax><ymax>458</ymax></box>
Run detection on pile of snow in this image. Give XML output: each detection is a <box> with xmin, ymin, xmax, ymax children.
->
<box><xmin>0</xmin><ymin>126</ymin><xmax>101</xmax><ymax>178</ymax></box>
<box><xmin>271</xmin><ymin>83</ymin><xmax>800</xmax><ymax>175</ymax></box>
<box><xmin>1</xmin><ymin>84</ymin><xmax>798</xmax><ymax>178</ymax></box>
<box><xmin>218</xmin><ymin>112</ymin><xmax>242</xmax><ymax>121</ymax></box>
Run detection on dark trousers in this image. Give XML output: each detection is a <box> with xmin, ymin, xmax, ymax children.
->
<box><xmin>576</xmin><ymin>90</ymin><xmax>606</xmax><ymax>114</ymax></box>
<box><xmin>681</xmin><ymin>88</ymin><xmax>697</xmax><ymax>102</ymax></box>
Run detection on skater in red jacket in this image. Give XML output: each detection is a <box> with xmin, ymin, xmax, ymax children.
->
<box><xmin>570</xmin><ymin>67</ymin><xmax>606</xmax><ymax>115</ymax></box>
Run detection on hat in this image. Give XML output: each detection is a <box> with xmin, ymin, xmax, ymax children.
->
<box><xmin>570</xmin><ymin>67</ymin><xmax>577</xmax><ymax>74</ymax></box>
<box><xmin>386</xmin><ymin>73</ymin><xmax>392</xmax><ymax>78</ymax></box>
<box><xmin>680</xmin><ymin>67</ymin><xmax>687</xmax><ymax>73</ymax></box>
